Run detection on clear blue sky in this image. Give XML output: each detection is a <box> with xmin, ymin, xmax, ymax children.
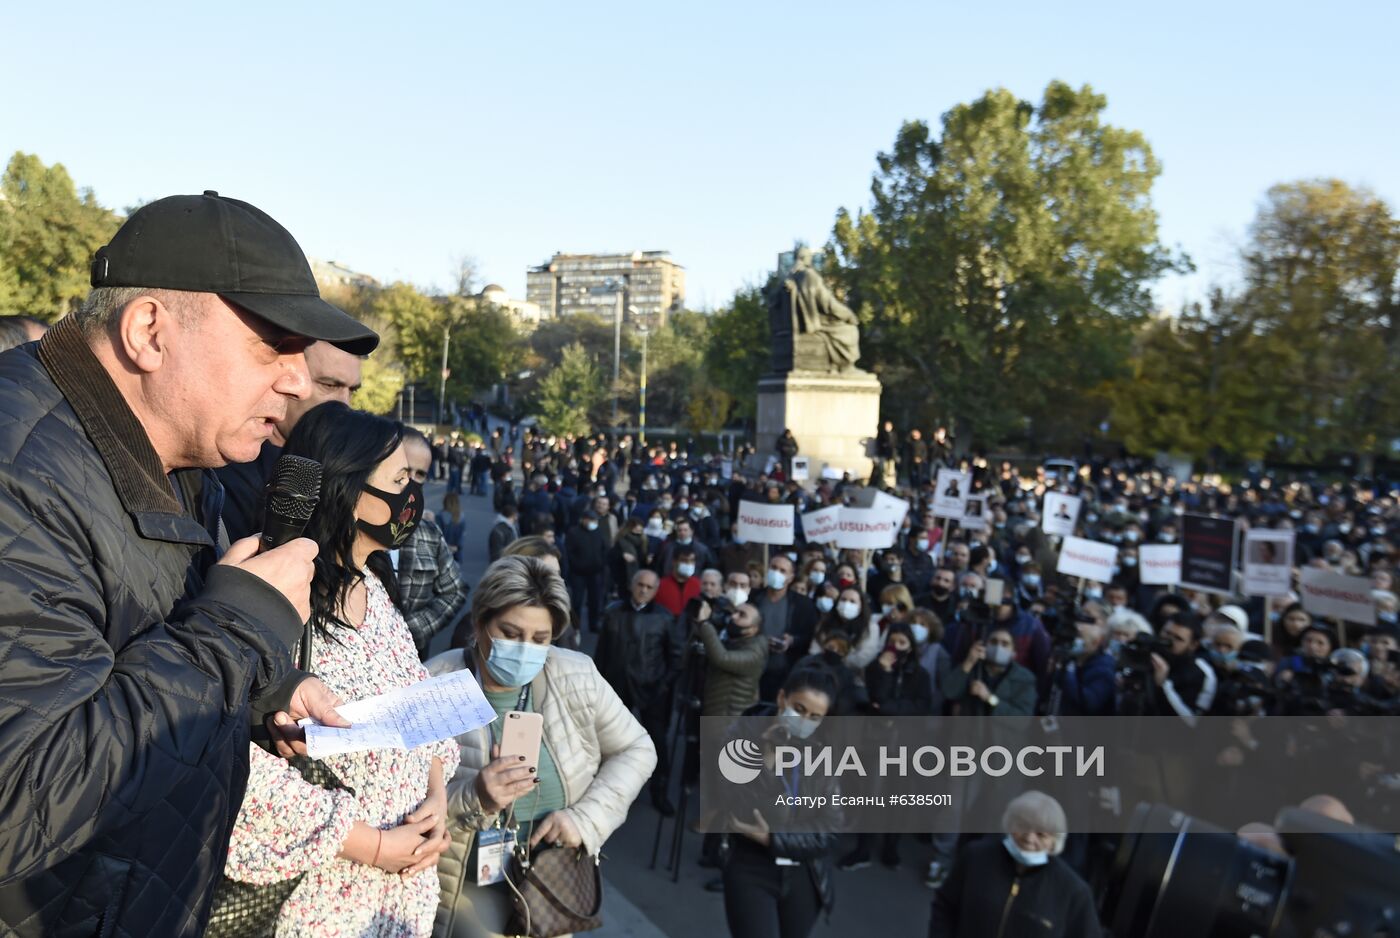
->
<box><xmin>5</xmin><ymin>1</ymin><xmax>1397</xmax><ymax>312</ymax></box>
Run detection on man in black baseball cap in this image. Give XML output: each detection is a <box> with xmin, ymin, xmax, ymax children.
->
<box><xmin>0</xmin><ymin>192</ymin><xmax>357</xmax><ymax>937</ymax></box>
<box><xmin>91</xmin><ymin>190</ymin><xmax>379</xmax><ymax>354</ymax></box>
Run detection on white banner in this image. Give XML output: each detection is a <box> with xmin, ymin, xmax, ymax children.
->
<box><xmin>1137</xmin><ymin>544</ymin><xmax>1181</xmax><ymax>586</ymax></box>
<box><xmin>834</xmin><ymin>507</ymin><xmax>902</xmax><ymax>550</ymax></box>
<box><xmin>960</xmin><ymin>495</ymin><xmax>989</xmax><ymax>531</ymax></box>
<box><xmin>800</xmin><ymin>506</ymin><xmax>842</xmax><ymax>545</ymax></box>
<box><xmin>1042</xmin><ymin>492</ymin><xmax>1082</xmax><ymax>537</ymax></box>
<box><xmin>872</xmin><ymin>489</ymin><xmax>911</xmax><ymax>527</ymax></box>
<box><xmin>1241</xmin><ymin>529</ymin><xmax>1295</xmax><ymax>598</ymax></box>
<box><xmin>1298</xmin><ymin>567</ymin><xmax>1377</xmax><ymax>626</ymax></box>
<box><xmin>1057</xmin><ymin>536</ymin><xmax>1119</xmax><ymax>583</ymax></box>
<box><xmin>933</xmin><ymin>469</ymin><xmax>971</xmax><ymax>519</ymax></box>
<box><xmin>735</xmin><ymin>500</ymin><xmax>795</xmax><ymax>546</ymax></box>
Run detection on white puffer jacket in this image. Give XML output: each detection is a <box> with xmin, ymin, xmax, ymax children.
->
<box><xmin>425</xmin><ymin>646</ymin><xmax>656</xmax><ymax>936</ymax></box>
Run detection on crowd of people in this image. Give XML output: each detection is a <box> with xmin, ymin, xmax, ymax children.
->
<box><xmin>476</xmin><ymin>424</ymin><xmax>1400</xmax><ymax>936</ymax></box>
<box><xmin>0</xmin><ymin>191</ymin><xmax>1393</xmax><ymax>938</ymax></box>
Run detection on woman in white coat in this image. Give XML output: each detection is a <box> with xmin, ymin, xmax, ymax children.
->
<box><xmin>427</xmin><ymin>555</ymin><xmax>656</xmax><ymax>938</ymax></box>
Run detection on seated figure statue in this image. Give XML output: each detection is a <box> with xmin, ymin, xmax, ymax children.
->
<box><xmin>766</xmin><ymin>246</ymin><xmax>862</xmax><ymax>373</ymax></box>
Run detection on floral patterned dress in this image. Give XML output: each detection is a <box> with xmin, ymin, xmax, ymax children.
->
<box><xmin>226</xmin><ymin>573</ymin><xmax>460</xmax><ymax>937</ymax></box>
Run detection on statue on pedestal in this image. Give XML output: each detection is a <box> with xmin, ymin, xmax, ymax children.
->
<box><xmin>765</xmin><ymin>246</ymin><xmax>862</xmax><ymax>374</ymax></box>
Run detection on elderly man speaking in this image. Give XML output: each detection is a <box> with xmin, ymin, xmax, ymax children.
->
<box><xmin>0</xmin><ymin>192</ymin><xmax>376</xmax><ymax>938</ymax></box>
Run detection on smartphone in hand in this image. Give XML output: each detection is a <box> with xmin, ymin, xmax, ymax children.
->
<box><xmin>499</xmin><ymin>711</ymin><xmax>544</xmax><ymax>775</ymax></box>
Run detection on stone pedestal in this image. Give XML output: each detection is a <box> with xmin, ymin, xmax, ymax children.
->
<box><xmin>757</xmin><ymin>370</ymin><xmax>882</xmax><ymax>482</ymax></box>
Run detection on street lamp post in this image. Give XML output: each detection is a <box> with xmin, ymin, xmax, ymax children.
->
<box><xmin>438</xmin><ymin>324</ymin><xmax>450</xmax><ymax>425</ymax></box>
<box><xmin>589</xmin><ymin>278</ymin><xmax>628</xmax><ymax>429</ymax></box>
<box><xmin>637</xmin><ymin>322</ymin><xmax>649</xmax><ymax>447</ymax></box>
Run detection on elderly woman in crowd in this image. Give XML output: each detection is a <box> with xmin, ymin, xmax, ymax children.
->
<box><xmin>427</xmin><ymin>555</ymin><xmax>656</xmax><ymax>938</ymax></box>
<box><xmin>929</xmin><ymin>791</ymin><xmax>1100</xmax><ymax>937</ymax></box>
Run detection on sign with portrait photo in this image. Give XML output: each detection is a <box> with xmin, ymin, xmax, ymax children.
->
<box><xmin>933</xmin><ymin>468</ymin><xmax>971</xmax><ymax>519</ymax></box>
<box><xmin>1241</xmin><ymin>528</ymin><xmax>1295</xmax><ymax>598</ymax></box>
<box><xmin>960</xmin><ymin>495</ymin><xmax>989</xmax><ymax>531</ymax></box>
<box><xmin>1042</xmin><ymin>492</ymin><xmax>1082</xmax><ymax>538</ymax></box>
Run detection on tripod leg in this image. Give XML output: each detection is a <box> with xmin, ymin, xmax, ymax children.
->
<box><xmin>648</xmin><ymin>702</ymin><xmax>685</xmax><ymax>870</ymax></box>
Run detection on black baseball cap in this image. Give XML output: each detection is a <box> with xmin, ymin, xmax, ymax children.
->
<box><xmin>90</xmin><ymin>191</ymin><xmax>379</xmax><ymax>355</ymax></box>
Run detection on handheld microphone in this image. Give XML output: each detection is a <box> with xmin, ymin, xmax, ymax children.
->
<box><xmin>260</xmin><ymin>455</ymin><xmax>322</xmax><ymax>551</ymax></box>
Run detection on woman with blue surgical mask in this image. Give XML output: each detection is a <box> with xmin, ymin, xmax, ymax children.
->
<box><xmin>929</xmin><ymin>791</ymin><xmax>1098</xmax><ymax>936</ymax></box>
<box><xmin>426</xmin><ymin>556</ymin><xmax>656</xmax><ymax>936</ymax></box>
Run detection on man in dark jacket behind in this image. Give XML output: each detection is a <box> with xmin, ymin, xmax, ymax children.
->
<box><xmin>565</xmin><ymin>508</ymin><xmax>610</xmax><ymax>633</ymax></box>
<box><xmin>0</xmin><ymin>192</ymin><xmax>366</xmax><ymax>938</ymax></box>
<box><xmin>593</xmin><ymin>568</ymin><xmax>683</xmax><ymax>814</ymax></box>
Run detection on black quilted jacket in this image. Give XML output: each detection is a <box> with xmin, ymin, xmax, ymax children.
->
<box><xmin>0</xmin><ymin>320</ymin><xmax>304</xmax><ymax>937</ymax></box>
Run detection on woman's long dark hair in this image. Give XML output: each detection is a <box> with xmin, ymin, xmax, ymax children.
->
<box><xmin>283</xmin><ymin>401</ymin><xmax>403</xmax><ymax>637</ymax></box>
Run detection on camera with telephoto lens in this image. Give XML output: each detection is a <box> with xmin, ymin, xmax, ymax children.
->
<box><xmin>1117</xmin><ymin>633</ymin><xmax>1174</xmax><ymax>675</ymax></box>
<box><xmin>1102</xmin><ymin>802</ymin><xmax>1399</xmax><ymax>937</ymax></box>
<box><xmin>1040</xmin><ymin>595</ymin><xmax>1093</xmax><ymax>656</ymax></box>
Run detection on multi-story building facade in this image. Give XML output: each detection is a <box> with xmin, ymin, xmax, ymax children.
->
<box><xmin>525</xmin><ymin>251</ymin><xmax>685</xmax><ymax>325</ymax></box>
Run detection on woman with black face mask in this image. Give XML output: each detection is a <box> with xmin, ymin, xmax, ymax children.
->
<box><xmin>217</xmin><ymin>403</ymin><xmax>456</xmax><ymax>937</ymax></box>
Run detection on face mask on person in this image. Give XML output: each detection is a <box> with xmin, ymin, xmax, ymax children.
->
<box><xmin>766</xmin><ymin>569</ymin><xmax>788</xmax><ymax>591</ymax></box>
<box><xmin>786</xmin><ymin>552</ymin><xmax>799</xmax><ymax>564</ymax></box>
<box><xmin>1069</xmin><ymin>637</ymin><xmax>1086</xmax><ymax>657</ymax></box>
<box><xmin>485</xmin><ymin>636</ymin><xmax>549</xmax><ymax>687</ymax></box>
<box><xmin>728</xmin><ymin>587</ymin><xmax>750</xmax><ymax>606</ymax></box>
<box><xmin>1209</xmin><ymin>648</ymin><xmax>1239</xmax><ymax>666</ymax></box>
<box><xmin>911</xmin><ymin>623</ymin><xmax>930</xmax><ymax>645</ymax></box>
<box><xmin>732</xmin><ymin>532</ymin><xmax>747</xmax><ymax>545</ymax></box>
<box><xmin>779</xmin><ymin>706</ymin><xmax>821</xmax><ymax>740</ymax></box>
<box><xmin>987</xmin><ymin>645</ymin><xmax>1013</xmax><ymax>667</ymax></box>
<box><xmin>357</xmin><ymin>480</ymin><xmax>424</xmax><ymax>548</ymax></box>
<box><xmin>1003</xmin><ymin>835</ymin><xmax>1049</xmax><ymax>867</ymax></box>
<box><xmin>837</xmin><ymin>575</ymin><xmax>856</xmax><ymax>589</ymax></box>
<box><xmin>1123</xmin><ymin>556</ymin><xmax>1138</xmax><ymax>568</ymax></box>
<box><xmin>916</xmin><ymin>538</ymin><xmax>931</xmax><ymax>553</ymax></box>
<box><xmin>881</xmin><ymin>603</ymin><xmax>896</xmax><ymax>617</ymax></box>
<box><xmin>809</xmin><ymin>570</ymin><xmax>827</xmax><ymax>586</ymax></box>
<box><xmin>678</xmin><ymin>501</ymin><xmax>690</xmax><ymax>512</ymax></box>
<box><xmin>837</xmin><ymin>599</ymin><xmax>861</xmax><ymax>621</ymax></box>
<box><xmin>815</xmin><ymin>595</ymin><xmax>835</xmax><ymax>613</ymax></box>
<box><xmin>1021</xmin><ymin>573</ymin><xmax>1042</xmax><ymax>590</ymax></box>
<box><xmin>1085</xmin><ymin>588</ymin><xmax>1104</xmax><ymax>601</ymax></box>
<box><xmin>1106</xmin><ymin>638</ymin><xmax>1123</xmax><ymax>659</ymax></box>
<box><xmin>585</xmin><ymin>521</ymin><xmax>599</xmax><ymax>531</ymax></box>
<box><xmin>1159</xmin><ymin>533</ymin><xmax>1177</xmax><ymax>544</ymax></box>
<box><xmin>677</xmin><ymin>562</ymin><xmax>696</xmax><ymax>578</ymax></box>
<box><xmin>1016</xmin><ymin>553</ymin><xmax>1032</xmax><ymax>566</ymax></box>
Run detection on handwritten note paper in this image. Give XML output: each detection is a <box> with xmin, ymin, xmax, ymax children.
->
<box><xmin>301</xmin><ymin>668</ymin><xmax>496</xmax><ymax>759</ymax></box>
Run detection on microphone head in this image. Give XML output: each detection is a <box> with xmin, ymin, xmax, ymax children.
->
<box><xmin>265</xmin><ymin>455</ymin><xmax>322</xmax><ymax>523</ymax></box>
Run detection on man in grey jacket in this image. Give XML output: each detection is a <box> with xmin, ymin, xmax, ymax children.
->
<box><xmin>0</xmin><ymin>192</ymin><xmax>372</xmax><ymax>938</ymax></box>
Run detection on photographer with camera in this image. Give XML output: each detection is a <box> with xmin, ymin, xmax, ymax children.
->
<box><xmin>1147</xmin><ymin>615</ymin><xmax>1218</xmax><ymax>726</ymax></box>
<box><xmin>693</xmin><ymin>595</ymin><xmax>769</xmax><ymax>719</ymax></box>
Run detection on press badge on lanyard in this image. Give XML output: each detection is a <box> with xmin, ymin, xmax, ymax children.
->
<box><xmin>473</xmin><ymin>828</ymin><xmax>515</xmax><ymax>885</ymax></box>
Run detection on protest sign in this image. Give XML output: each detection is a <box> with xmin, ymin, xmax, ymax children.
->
<box><xmin>834</xmin><ymin>507</ymin><xmax>902</xmax><ymax>550</ymax></box>
<box><xmin>791</xmin><ymin>456</ymin><xmax>810</xmax><ymax>481</ymax></box>
<box><xmin>872</xmin><ymin>489</ymin><xmax>911</xmax><ymax>527</ymax></box>
<box><xmin>720</xmin><ymin>457</ymin><xmax>733</xmax><ymax>480</ymax></box>
<box><xmin>1137</xmin><ymin>544</ymin><xmax>1182</xmax><ymax>586</ymax></box>
<box><xmin>1057</xmin><ymin>536</ymin><xmax>1118</xmax><ymax>582</ymax></box>
<box><xmin>1298</xmin><ymin>567</ymin><xmax>1377</xmax><ymax>627</ymax></box>
<box><xmin>1042</xmin><ymin>492</ymin><xmax>1082</xmax><ymax>537</ymax></box>
<box><xmin>1180</xmin><ymin>514</ymin><xmax>1239</xmax><ymax>594</ymax></box>
<box><xmin>933</xmin><ymin>469</ymin><xmax>971</xmax><ymax>519</ymax></box>
<box><xmin>960</xmin><ymin>495</ymin><xmax>989</xmax><ymax>531</ymax></box>
<box><xmin>1241</xmin><ymin>528</ymin><xmax>1295</xmax><ymax>598</ymax></box>
<box><xmin>800</xmin><ymin>506</ymin><xmax>842</xmax><ymax>545</ymax></box>
<box><xmin>735</xmin><ymin>500</ymin><xmax>795</xmax><ymax>546</ymax></box>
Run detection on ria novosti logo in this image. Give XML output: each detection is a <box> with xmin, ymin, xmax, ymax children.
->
<box><xmin>717</xmin><ymin>738</ymin><xmax>764</xmax><ymax>784</ymax></box>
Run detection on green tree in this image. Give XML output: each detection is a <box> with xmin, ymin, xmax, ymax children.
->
<box><xmin>1233</xmin><ymin>180</ymin><xmax>1400</xmax><ymax>461</ymax></box>
<box><xmin>701</xmin><ymin>287</ymin><xmax>768</xmax><ymax>421</ymax></box>
<box><xmin>1107</xmin><ymin>296</ymin><xmax>1280</xmax><ymax>464</ymax></box>
<box><xmin>827</xmin><ymin>82</ymin><xmax>1186</xmax><ymax>448</ymax></box>
<box><xmin>0</xmin><ymin>152</ymin><xmax>121</xmax><ymax>320</ymax></box>
<box><xmin>534</xmin><ymin>342</ymin><xmax>606</xmax><ymax>437</ymax></box>
<box><xmin>351</xmin><ymin>356</ymin><xmax>406</xmax><ymax>415</ymax></box>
